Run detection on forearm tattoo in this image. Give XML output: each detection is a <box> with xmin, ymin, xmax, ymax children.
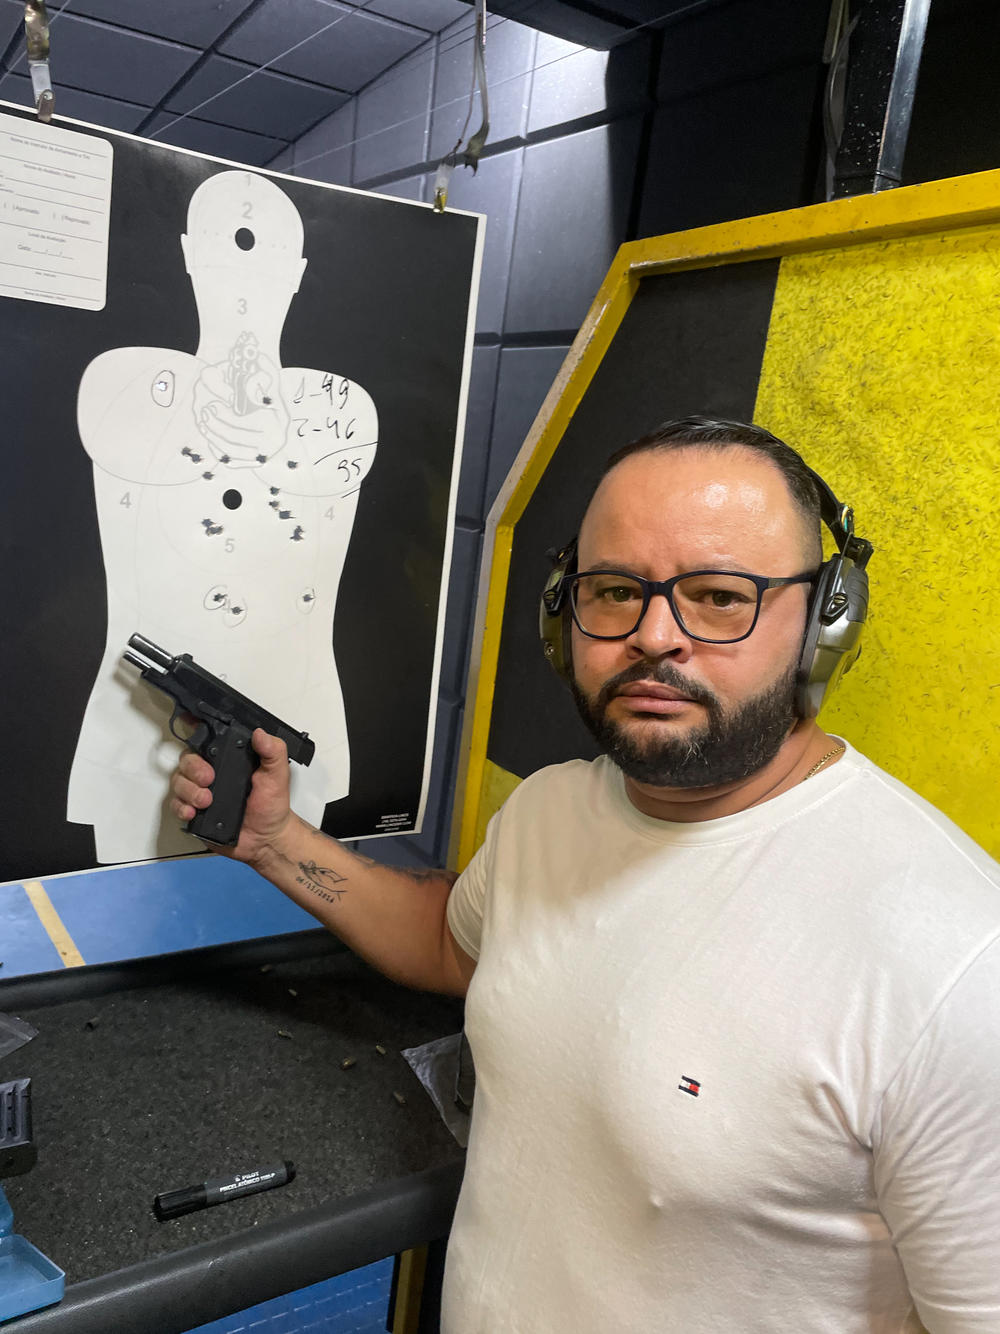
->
<box><xmin>276</xmin><ymin>839</ymin><xmax>456</xmax><ymax>911</ymax></box>
<box><xmin>295</xmin><ymin>859</ymin><xmax>347</xmax><ymax>905</ymax></box>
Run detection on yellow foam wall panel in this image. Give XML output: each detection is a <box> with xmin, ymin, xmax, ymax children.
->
<box><xmin>755</xmin><ymin>225</ymin><xmax>1000</xmax><ymax>857</ymax></box>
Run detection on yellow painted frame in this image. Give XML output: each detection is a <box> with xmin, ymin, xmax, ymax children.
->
<box><xmin>450</xmin><ymin>167</ymin><xmax>1000</xmax><ymax>871</ymax></box>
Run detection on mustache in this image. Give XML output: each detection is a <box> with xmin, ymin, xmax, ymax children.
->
<box><xmin>595</xmin><ymin>660</ymin><xmax>719</xmax><ymax>712</ymax></box>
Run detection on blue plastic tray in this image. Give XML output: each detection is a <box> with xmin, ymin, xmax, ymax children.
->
<box><xmin>0</xmin><ymin>1234</ymin><xmax>65</xmax><ymax>1322</ymax></box>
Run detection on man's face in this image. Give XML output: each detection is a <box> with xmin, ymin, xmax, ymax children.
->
<box><xmin>569</xmin><ymin>446</ymin><xmax>816</xmax><ymax>789</ymax></box>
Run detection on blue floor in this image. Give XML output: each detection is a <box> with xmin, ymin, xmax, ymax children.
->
<box><xmin>0</xmin><ymin>856</ymin><xmax>402</xmax><ymax>1333</ymax></box>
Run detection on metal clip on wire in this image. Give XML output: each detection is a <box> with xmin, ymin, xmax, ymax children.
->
<box><xmin>433</xmin><ymin>0</ymin><xmax>489</xmax><ymax>212</ymax></box>
<box><xmin>24</xmin><ymin>1</ymin><xmax>54</xmax><ymax>122</ymax></box>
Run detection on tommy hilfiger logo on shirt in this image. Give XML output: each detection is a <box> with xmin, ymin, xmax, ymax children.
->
<box><xmin>678</xmin><ymin>1075</ymin><xmax>701</xmax><ymax>1098</ymax></box>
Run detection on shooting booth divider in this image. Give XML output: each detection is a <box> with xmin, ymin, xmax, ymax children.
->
<box><xmin>452</xmin><ymin>169</ymin><xmax>1000</xmax><ymax>872</ymax></box>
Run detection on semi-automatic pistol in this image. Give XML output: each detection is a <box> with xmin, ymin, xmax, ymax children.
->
<box><xmin>123</xmin><ymin>632</ymin><xmax>315</xmax><ymax>847</ymax></box>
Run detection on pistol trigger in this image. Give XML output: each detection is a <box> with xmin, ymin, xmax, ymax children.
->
<box><xmin>187</xmin><ymin>722</ymin><xmax>211</xmax><ymax>754</ymax></box>
<box><xmin>168</xmin><ymin>705</ymin><xmax>207</xmax><ymax>752</ymax></box>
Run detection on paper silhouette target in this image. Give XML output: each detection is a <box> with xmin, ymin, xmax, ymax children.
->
<box><xmin>0</xmin><ymin>105</ymin><xmax>481</xmax><ymax>880</ymax></box>
<box><xmin>69</xmin><ymin>173</ymin><xmax>378</xmax><ymax>861</ymax></box>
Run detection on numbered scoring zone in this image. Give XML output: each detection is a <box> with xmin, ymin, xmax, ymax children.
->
<box><xmin>115</xmin><ymin>367</ymin><xmax>377</xmax><ymax>648</ymax></box>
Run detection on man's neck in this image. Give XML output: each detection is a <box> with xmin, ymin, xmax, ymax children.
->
<box><xmin>622</xmin><ymin>720</ymin><xmax>844</xmax><ymax>822</ymax></box>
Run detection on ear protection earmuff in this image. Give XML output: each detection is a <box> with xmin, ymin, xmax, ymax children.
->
<box><xmin>794</xmin><ymin>471</ymin><xmax>872</xmax><ymax>718</ymax></box>
<box><xmin>539</xmin><ymin>467</ymin><xmax>873</xmax><ymax>720</ymax></box>
<box><xmin>539</xmin><ymin>542</ymin><xmax>579</xmax><ymax>684</ymax></box>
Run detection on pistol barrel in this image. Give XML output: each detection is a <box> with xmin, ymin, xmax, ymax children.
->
<box><xmin>122</xmin><ymin>650</ymin><xmax>157</xmax><ymax>674</ymax></box>
<box><xmin>127</xmin><ymin>633</ymin><xmax>174</xmax><ymax>669</ymax></box>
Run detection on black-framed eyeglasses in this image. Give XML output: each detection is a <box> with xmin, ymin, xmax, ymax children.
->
<box><xmin>561</xmin><ymin>568</ymin><xmax>816</xmax><ymax>644</ymax></box>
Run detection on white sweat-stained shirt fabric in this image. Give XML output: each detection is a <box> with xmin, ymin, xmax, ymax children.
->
<box><xmin>444</xmin><ymin>745</ymin><xmax>1000</xmax><ymax>1333</ymax></box>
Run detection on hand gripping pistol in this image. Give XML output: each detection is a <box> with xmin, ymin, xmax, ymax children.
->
<box><xmin>123</xmin><ymin>632</ymin><xmax>315</xmax><ymax>847</ymax></box>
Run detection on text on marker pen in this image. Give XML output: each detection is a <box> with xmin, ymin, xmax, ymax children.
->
<box><xmin>153</xmin><ymin>1161</ymin><xmax>295</xmax><ymax>1221</ymax></box>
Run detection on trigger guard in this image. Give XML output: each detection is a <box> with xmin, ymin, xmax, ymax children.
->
<box><xmin>168</xmin><ymin>704</ymin><xmax>208</xmax><ymax>752</ymax></box>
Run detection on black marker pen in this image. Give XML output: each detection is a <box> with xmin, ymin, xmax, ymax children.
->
<box><xmin>153</xmin><ymin>1161</ymin><xmax>295</xmax><ymax>1221</ymax></box>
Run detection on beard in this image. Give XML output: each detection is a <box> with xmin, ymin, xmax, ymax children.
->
<box><xmin>570</xmin><ymin>658</ymin><xmax>800</xmax><ymax>789</ymax></box>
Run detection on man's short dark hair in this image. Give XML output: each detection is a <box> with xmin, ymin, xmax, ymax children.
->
<box><xmin>596</xmin><ymin>416</ymin><xmax>823</xmax><ymax>564</ymax></box>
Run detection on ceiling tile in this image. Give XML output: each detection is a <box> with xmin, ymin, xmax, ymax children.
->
<box><xmin>528</xmin><ymin>30</ymin><xmax>650</xmax><ymax>134</ymax></box>
<box><xmin>353</xmin><ymin>42</ymin><xmax>433</xmax><ymax>183</ymax></box>
<box><xmin>371</xmin><ymin>171</ymin><xmax>427</xmax><ymax>202</ymax></box>
<box><xmin>488</xmin><ymin>345</ymin><xmax>570</xmax><ymax>510</ymax></box>
<box><xmin>506</xmin><ymin>117</ymin><xmax>643</xmax><ymax>334</ymax></box>
<box><xmin>165</xmin><ymin>54</ymin><xmax>348</xmax><ymax>140</ymax></box>
<box><xmin>145</xmin><ymin>111</ymin><xmax>287</xmax><ymax>168</ymax></box>
<box><xmin>455</xmin><ymin>344</ymin><xmax>498</xmax><ymax>527</ymax></box>
<box><xmin>220</xmin><ymin>0</ymin><xmax>428</xmax><ymax>93</ymax></box>
<box><xmin>267</xmin><ymin>145</ymin><xmax>295</xmax><ymax>172</ymax></box>
<box><xmin>292</xmin><ymin>100</ymin><xmax>354</xmax><ymax>185</ymax></box>
<box><xmin>0</xmin><ymin>6</ymin><xmax>23</xmax><ymax>65</ymax></box>
<box><xmin>443</xmin><ymin>143</ymin><xmax>521</xmax><ymax>336</ymax></box>
<box><xmin>8</xmin><ymin>14</ymin><xmax>200</xmax><ymax>105</ymax></box>
<box><xmin>0</xmin><ymin>71</ymin><xmax>149</xmax><ymax>131</ymax></box>
<box><xmin>656</xmin><ymin>0</ymin><xmax>829</xmax><ymax>102</ymax></box>
<box><xmin>52</xmin><ymin>0</ymin><xmax>258</xmax><ymax>48</ymax></box>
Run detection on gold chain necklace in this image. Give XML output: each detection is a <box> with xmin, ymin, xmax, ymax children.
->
<box><xmin>804</xmin><ymin>744</ymin><xmax>845</xmax><ymax>780</ymax></box>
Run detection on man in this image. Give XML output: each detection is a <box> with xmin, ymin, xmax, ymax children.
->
<box><xmin>171</xmin><ymin>418</ymin><xmax>1000</xmax><ymax>1332</ymax></box>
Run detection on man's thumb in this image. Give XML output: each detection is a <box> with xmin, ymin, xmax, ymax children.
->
<box><xmin>252</xmin><ymin>729</ymin><xmax>289</xmax><ymax>769</ymax></box>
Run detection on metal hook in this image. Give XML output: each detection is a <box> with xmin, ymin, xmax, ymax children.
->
<box><xmin>433</xmin><ymin>0</ymin><xmax>489</xmax><ymax>212</ymax></box>
<box><xmin>24</xmin><ymin>1</ymin><xmax>54</xmax><ymax>122</ymax></box>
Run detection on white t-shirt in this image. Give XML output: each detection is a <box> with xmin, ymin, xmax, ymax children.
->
<box><xmin>444</xmin><ymin>745</ymin><xmax>1000</xmax><ymax>1333</ymax></box>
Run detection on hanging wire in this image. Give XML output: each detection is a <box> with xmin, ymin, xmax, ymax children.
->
<box><xmin>149</xmin><ymin>0</ymin><xmax>724</xmax><ymax>172</ymax></box>
<box><xmin>150</xmin><ymin>8</ymin><xmax>510</xmax><ymax>153</ymax></box>
<box><xmin>433</xmin><ymin>0</ymin><xmax>489</xmax><ymax>212</ymax></box>
<box><xmin>290</xmin><ymin>0</ymin><xmax>724</xmax><ymax>181</ymax></box>
<box><xmin>297</xmin><ymin>11</ymin><xmax>509</xmax><ymax>132</ymax></box>
<box><xmin>357</xmin><ymin>11</ymin><xmax>507</xmax><ymax>109</ymax></box>
<box><xmin>292</xmin><ymin>34</ymin><xmax>586</xmax><ymax>179</ymax></box>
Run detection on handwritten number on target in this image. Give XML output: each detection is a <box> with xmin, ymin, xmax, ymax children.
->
<box><xmin>337</xmin><ymin>458</ymin><xmax>364</xmax><ymax>483</ymax></box>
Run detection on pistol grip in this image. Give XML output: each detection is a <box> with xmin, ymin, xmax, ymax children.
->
<box><xmin>186</xmin><ymin>720</ymin><xmax>257</xmax><ymax>847</ymax></box>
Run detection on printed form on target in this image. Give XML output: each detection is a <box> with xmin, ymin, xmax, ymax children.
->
<box><xmin>0</xmin><ymin>110</ymin><xmax>112</xmax><ymax>311</ymax></box>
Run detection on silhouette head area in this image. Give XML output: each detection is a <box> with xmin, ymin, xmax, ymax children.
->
<box><xmin>179</xmin><ymin>171</ymin><xmax>308</xmax><ymax>350</ymax></box>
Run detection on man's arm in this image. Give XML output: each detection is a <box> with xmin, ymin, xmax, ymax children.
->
<box><xmin>171</xmin><ymin>729</ymin><xmax>476</xmax><ymax>997</ymax></box>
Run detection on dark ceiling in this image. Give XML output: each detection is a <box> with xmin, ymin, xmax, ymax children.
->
<box><xmin>0</xmin><ymin>0</ymin><xmax>476</xmax><ymax>166</ymax></box>
<box><xmin>0</xmin><ymin>0</ymin><xmax>708</xmax><ymax>167</ymax></box>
